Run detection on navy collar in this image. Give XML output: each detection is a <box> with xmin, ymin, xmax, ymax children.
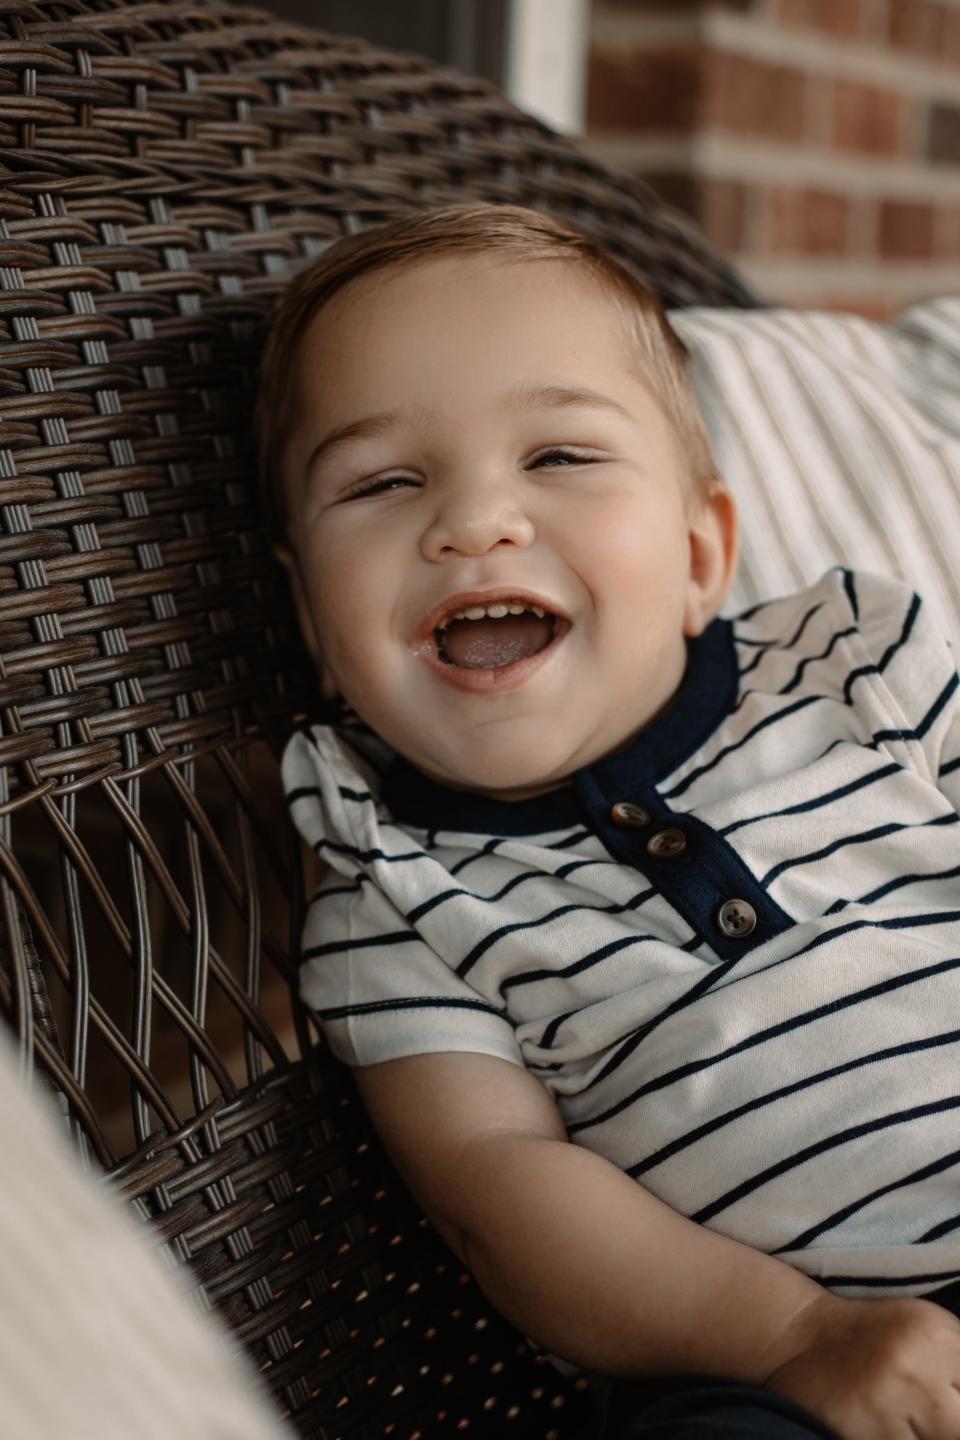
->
<box><xmin>382</xmin><ymin>616</ymin><xmax>738</xmax><ymax>835</ymax></box>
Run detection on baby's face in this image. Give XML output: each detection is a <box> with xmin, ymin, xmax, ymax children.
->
<box><xmin>281</xmin><ymin>255</ymin><xmax>733</xmax><ymax>800</ymax></box>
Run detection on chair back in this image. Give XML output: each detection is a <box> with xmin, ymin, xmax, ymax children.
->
<box><xmin>0</xmin><ymin>3</ymin><xmax>755</xmax><ymax>1433</ymax></box>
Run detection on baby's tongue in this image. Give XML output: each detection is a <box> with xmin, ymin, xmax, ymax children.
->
<box><xmin>442</xmin><ymin>613</ymin><xmax>553</xmax><ymax>669</ymax></box>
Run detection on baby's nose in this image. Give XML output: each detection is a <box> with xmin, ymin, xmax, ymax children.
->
<box><xmin>420</xmin><ymin>489</ymin><xmax>535</xmax><ymax>560</ymax></box>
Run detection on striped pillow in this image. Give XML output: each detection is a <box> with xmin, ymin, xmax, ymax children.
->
<box><xmin>669</xmin><ymin>298</ymin><xmax>960</xmax><ymax>648</ymax></box>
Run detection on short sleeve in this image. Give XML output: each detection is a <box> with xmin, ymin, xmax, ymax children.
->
<box><xmin>847</xmin><ymin>570</ymin><xmax>960</xmax><ymax>811</ymax></box>
<box><xmin>282</xmin><ymin>727</ymin><xmax>524</xmax><ymax>1070</ymax></box>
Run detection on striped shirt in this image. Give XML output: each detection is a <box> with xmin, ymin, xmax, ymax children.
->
<box><xmin>284</xmin><ymin>568</ymin><xmax>960</xmax><ymax>1301</ymax></box>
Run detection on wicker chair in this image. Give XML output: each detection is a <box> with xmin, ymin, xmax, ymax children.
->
<box><xmin>0</xmin><ymin>3</ymin><xmax>757</xmax><ymax>1435</ymax></box>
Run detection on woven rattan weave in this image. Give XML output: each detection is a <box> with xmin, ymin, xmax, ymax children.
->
<box><xmin>0</xmin><ymin>2</ymin><xmax>756</xmax><ymax>1435</ymax></box>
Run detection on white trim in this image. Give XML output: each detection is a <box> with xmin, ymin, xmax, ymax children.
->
<box><xmin>505</xmin><ymin>0</ymin><xmax>589</xmax><ymax>134</ymax></box>
<box><xmin>590</xmin><ymin>6</ymin><xmax>960</xmax><ymax>104</ymax></box>
<box><xmin>584</xmin><ymin>133</ymin><xmax>960</xmax><ymax>201</ymax></box>
<box><xmin>707</xmin><ymin>7</ymin><xmax>960</xmax><ymax>101</ymax></box>
<box><xmin>590</xmin><ymin>11</ymin><xmax>698</xmax><ymax>48</ymax></box>
<box><xmin>739</xmin><ymin>256</ymin><xmax>960</xmax><ymax>304</ymax></box>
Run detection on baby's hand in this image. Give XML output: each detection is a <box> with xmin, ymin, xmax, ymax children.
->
<box><xmin>758</xmin><ymin>1292</ymin><xmax>960</xmax><ymax>1440</ymax></box>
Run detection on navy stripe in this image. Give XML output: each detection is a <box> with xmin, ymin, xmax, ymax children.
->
<box><xmin>774</xmin><ymin>1145</ymin><xmax>960</xmax><ymax>1253</ymax></box>
<box><xmin>778</xmin><ymin>626</ymin><xmax>858</xmax><ymax>696</ymax></box>
<box><xmin>450</xmin><ymin>837</ymin><xmax>504</xmax><ymax>875</ymax></box>
<box><xmin>539</xmin><ymin>1010</ymin><xmax>576</xmax><ymax>1050</ymax></box>
<box><xmin>567</xmin><ymin>948</ymin><xmax>960</xmax><ymax>1125</ymax></box>
<box><xmin>406</xmin><ymin>858</ymin><xmax>604</xmax><ymax>924</ymax></box>
<box><xmin>456</xmin><ymin>886</ymin><xmax>655</xmax><ymax>980</ymax></box>
<box><xmin>692</xmin><ymin>1094</ymin><xmax>960</xmax><ymax>1226</ymax></box>
<box><xmin>842</xmin><ymin>568</ymin><xmax>858</xmax><ymax>621</ymax></box>
<box><xmin>759</xmin><ymin>811</ymin><xmax>959</xmax><ymax>890</ymax></box>
<box><xmin>309</xmin><ymin>877</ymin><xmax>366</xmax><ymax>903</ymax></box>
<box><xmin>917</xmin><ymin>673</ymin><xmax>960</xmax><ymax>739</ymax></box>
<box><xmin>940</xmin><ymin>755</ymin><xmax>960</xmax><ymax>778</ymax></box>
<box><xmin>843</xmin><ymin>592</ymin><xmax>919</xmax><ymax>702</ymax></box>
<box><xmin>734</xmin><ymin>602</ymin><xmax>825</xmax><ymax>679</ymax></box>
<box><xmin>314</xmin><ymin>837</ymin><xmax>430</xmax><ymax>864</ymax></box>
<box><xmin>303</xmin><ymin>930</ymin><xmax>415</xmax><ymax>959</ymax></box>
<box><xmin>825</xmin><ymin>859</ymin><xmax>960</xmax><ymax>915</ymax></box>
<box><xmin>338</xmin><ymin>785</ymin><xmax>374</xmax><ymax>803</ymax></box>
<box><xmin>312</xmin><ymin>994</ymin><xmax>508</xmax><ymax>1022</ymax></box>
<box><xmin>719</xmin><ymin>761</ymin><xmax>900</xmax><ymax>838</ymax></box>
<box><xmin>502</xmin><ymin>932</ymin><xmax>658</xmax><ymax>995</ymax></box>
<box><xmin>540</xmin><ymin>929</ymin><xmax>705</xmax><ymax>1051</ymax></box>
<box><xmin>663</xmin><ymin>695</ymin><xmax>823</xmax><ymax>801</ymax></box>
<box><xmin>626</xmin><ymin>1027</ymin><xmax>960</xmax><ymax>1180</ymax></box>
<box><xmin>287</xmin><ymin>785</ymin><xmax>321</xmax><ymax>805</ymax></box>
<box><xmin>814</xmin><ymin>1270</ymin><xmax>960</xmax><ymax>1290</ymax></box>
<box><xmin>876</xmin><ymin>592</ymin><xmax>920</xmax><ymax>673</ymax></box>
<box><xmin>918</xmin><ymin>1212</ymin><xmax>960</xmax><ymax>1242</ymax></box>
<box><xmin>736</xmin><ymin>593</ymin><xmax>786</xmax><ymax>621</ymax></box>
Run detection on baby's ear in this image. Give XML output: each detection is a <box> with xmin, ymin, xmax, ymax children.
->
<box><xmin>272</xmin><ymin>543</ymin><xmax>339</xmax><ymax>700</ymax></box>
<box><xmin>682</xmin><ymin>486</ymin><xmax>739</xmax><ymax>637</ymax></box>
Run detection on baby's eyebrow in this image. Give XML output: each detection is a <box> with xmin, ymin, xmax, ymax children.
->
<box><xmin>505</xmin><ymin>383</ymin><xmax>633</xmax><ymax>422</ymax></box>
<box><xmin>303</xmin><ymin>408</ymin><xmax>413</xmax><ymax>478</ymax></box>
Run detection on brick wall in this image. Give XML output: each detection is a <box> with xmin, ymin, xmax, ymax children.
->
<box><xmin>585</xmin><ymin>0</ymin><xmax>960</xmax><ymax>315</ymax></box>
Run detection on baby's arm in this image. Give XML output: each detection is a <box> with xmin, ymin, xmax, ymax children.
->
<box><xmin>354</xmin><ymin>1052</ymin><xmax>960</xmax><ymax>1440</ymax></box>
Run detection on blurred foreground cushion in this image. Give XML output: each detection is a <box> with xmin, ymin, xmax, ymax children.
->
<box><xmin>670</xmin><ymin>299</ymin><xmax>960</xmax><ymax>646</ymax></box>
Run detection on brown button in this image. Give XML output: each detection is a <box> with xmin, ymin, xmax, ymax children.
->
<box><xmin>610</xmin><ymin>801</ymin><xmax>651</xmax><ymax>828</ymax></box>
<box><xmin>717</xmin><ymin>899</ymin><xmax>757</xmax><ymax>938</ymax></box>
<box><xmin>646</xmin><ymin>827</ymin><xmax>687</xmax><ymax>859</ymax></box>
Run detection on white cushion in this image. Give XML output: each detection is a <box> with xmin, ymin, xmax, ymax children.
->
<box><xmin>669</xmin><ymin>298</ymin><xmax>960</xmax><ymax>647</ymax></box>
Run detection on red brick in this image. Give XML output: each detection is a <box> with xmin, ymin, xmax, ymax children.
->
<box><xmin>946</xmin><ymin>9</ymin><xmax>960</xmax><ymax>65</ymax></box>
<box><xmin>878</xmin><ymin>199</ymin><xmax>936</xmax><ymax>258</ymax></box>
<box><xmin>769</xmin><ymin>187</ymin><xmax>850</xmax><ymax>254</ymax></box>
<box><xmin>596</xmin><ymin>0</ymin><xmax>753</xmax><ymax>6</ymax></box>
<box><xmin>596</xmin><ymin>0</ymin><xmax>694</xmax><ymax>7</ymax></box>
<box><xmin>833</xmin><ymin>80</ymin><xmax>902</xmax><ymax>155</ymax></box>
<box><xmin>887</xmin><ymin>0</ymin><xmax>948</xmax><ymax>57</ymax></box>
<box><xmin>934</xmin><ymin>205</ymin><xmax>960</xmax><ymax>260</ymax></box>
<box><xmin>778</xmin><ymin>0</ymin><xmax>862</xmax><ymax>39</ymax></box>
<box><xmin>587</xmin><ymin>46</ymin><xmax>702</xmax><ymax>131</ymax></box>
<box><xmin>701</xmin><ymin>178</ymin><xmax>750</xmax><ymax>254</ymax></box>
<box><xmin>927</xmin><ymin>103</ymin><xmax>960</xmax><ymax>165</ymax></box>
<box><xmin>629</xmin><ymin>172</ymin><xmax>749</xmax><ymax>253</ymax></box>
<box><xmin>703</xmin><ymin>51</ymin><xmax>806</xmax><ymax>142</ymax></box>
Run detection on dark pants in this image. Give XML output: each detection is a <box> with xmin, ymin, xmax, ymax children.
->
<box><xmin>601</xmin><ymin>1376</ymin><xmax>841</xmax><ymax>1440</ymax></box>
<box><xmin>601</xmin><ymin>1280</ymin><xmax>960</xmax><ymax>1440</ymax></box>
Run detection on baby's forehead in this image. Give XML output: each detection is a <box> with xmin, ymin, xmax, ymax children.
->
<box><xmin>310</xmin><ymin>248</ymin><xmax>624</xmax><ymax>324</ymax></box>
<box><xmin>295</xmin><ymin>254</ymin><xmax>639</xmax><ymax>388</ymax></box>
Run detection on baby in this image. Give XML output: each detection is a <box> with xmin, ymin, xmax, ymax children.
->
<box><xmin>257</xmin><ymin>204</ymin><xmax>960</xmax><ymax>1440</ymax></box>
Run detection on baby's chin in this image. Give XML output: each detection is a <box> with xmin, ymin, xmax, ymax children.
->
<box><xmin>408</xmin><ymin>743</ymin><xmax>576</xmax><ymax>803</ymax></box>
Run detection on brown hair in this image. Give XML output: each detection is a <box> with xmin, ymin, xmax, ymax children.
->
<box><xmin>255</xmin><ymin>204</ymin><xmax>720</xmax><ymax>531</ymax></box>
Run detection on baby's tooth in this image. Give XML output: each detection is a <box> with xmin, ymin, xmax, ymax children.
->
<box><xmin>532</xmin><ymin>606</ymin><xmax>545</xmax><ymax>618</ymax></box>
<box><xmin>508</xmin><ymin>605</ymin><xmax>524</xmax><ymax>615</ymax></box>
<box><xmin>464</xmin><ymin>606</ymin><xmax>486</xmax><ymax>620</ymax></box>
<box><xmin>488</xmin><ymin>604</ymin><xmax>508</xmax><ymax>619</ymax></box>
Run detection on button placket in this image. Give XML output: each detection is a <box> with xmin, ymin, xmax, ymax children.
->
<box><xmin>610</xmin><ymin>801</ymin><xmax>651</xmax><ymax>828</ymax></box>
<box><xmin>717</xmin><ymin>898</ymin><xmax>757</xmax><ymax>938</ymax></box>
<box><xmin>646</xmin><ymin>827</ymin><xmax>687</xmax><ymax>860</ymax></box>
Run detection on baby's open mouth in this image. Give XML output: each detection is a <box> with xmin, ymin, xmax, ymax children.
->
<box><xmin>435</xmin><ymin>602</ymin><xmax>557</xmax><ymax>670</ymax></box>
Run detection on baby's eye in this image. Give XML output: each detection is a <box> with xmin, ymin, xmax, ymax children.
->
<box><xmin>528</xmin><ymin>448</ymin><xmax>595</xmax><ymax>469</ymax></box>
<box><xmin>343</xmin><ymin>474</ymin><xmax>419</xmax><ymax>501</ymax></box>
